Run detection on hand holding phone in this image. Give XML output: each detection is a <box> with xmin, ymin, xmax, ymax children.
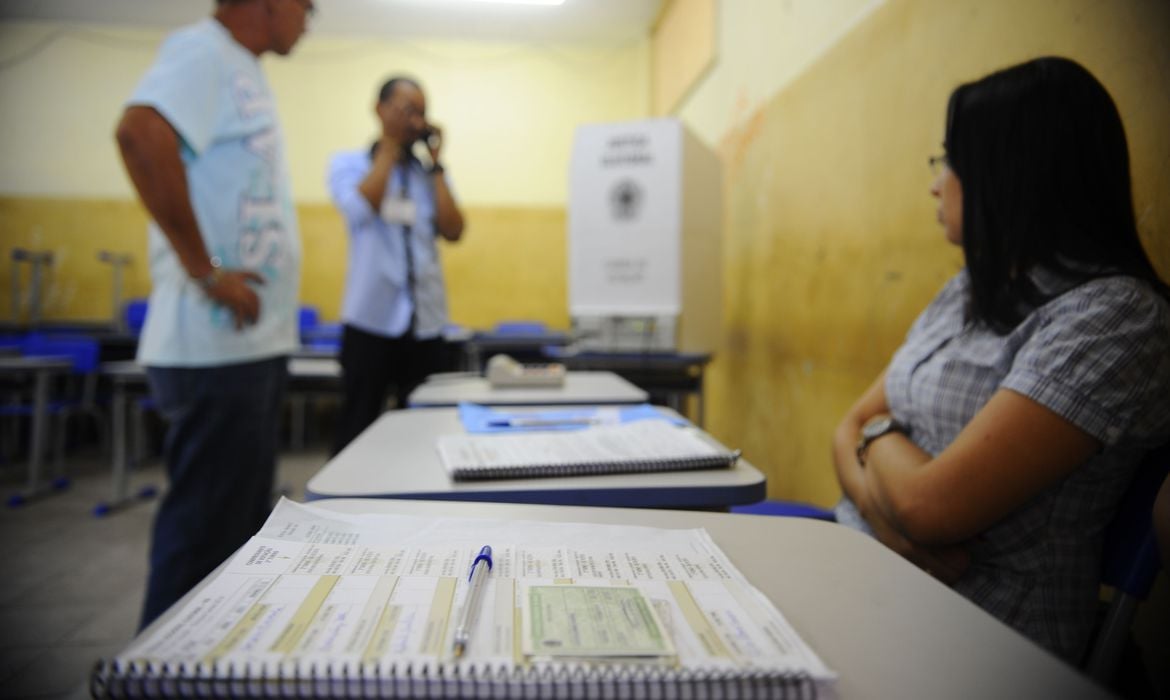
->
<box><xmin>420</xmin><ymin>123</ymin><xmax>443</xmax><ymax>162</ymax></box>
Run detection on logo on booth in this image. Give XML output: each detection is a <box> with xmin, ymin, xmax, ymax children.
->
<box><xmin>609</xmin><ymin>179</ymin><xmax>643</xmax><ymax>221</ymax></box>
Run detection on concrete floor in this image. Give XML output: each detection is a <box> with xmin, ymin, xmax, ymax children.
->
<box><xmin>0</xmin><ymin>445</ymin><xmax>327</xmax><ymax>699</ymax></box>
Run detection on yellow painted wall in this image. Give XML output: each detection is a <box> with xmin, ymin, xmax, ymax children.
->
<box><xmin>0</xmin><ymin>197</ymin><xmax>569</xmax><ymax>329</ymax></box>
<box><xmin>0</xmin><ymin>198</ymin><xmax>152</xmax><ymax>322</ymax></box>
<box><xmin>0</xmin><ymin>20</ymin><xmax>648</xmax><ymax>325</ymax></box>
<box><xmin>672</xmin><ymin>0</ymin><xmax>883</xmax><ymax>147</ymax></box>
<box><xmin>688</xmin><ymin>0</ymin><xmax>1170</xmax><ymax>506</ymax></box>
<box><xmin>650</xmin><ymin>0</ymin><xmax>716</xmax><ymax>115</ymax></box>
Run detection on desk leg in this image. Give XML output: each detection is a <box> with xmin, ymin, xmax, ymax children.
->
<box><xmin>9</xmin><ymin>369</ymin><xmax>63</xmax><ymax>507</ymax></box>
<box><xmin>696</xmin><ymin>371</ymin><xmax>705</xmax><ymax>429</ymax></box>
<box><xmin>289</xmin><ymin>394</ymin><xmax>306</xmax><ymax>450</ymax></box>
<box><xmin>464</xmin><ymin>345</ymin><xmax>482</xmax><ymax>373</ymax></box>
<box><xmin>26</xmin><ymin>369</ymin><xmax>49</xmax><ymax>492</ymax></box>
<box><xmin>92</xmin><ymin>381</ymin><xmax>157</xmax><ymax>517</ymax></box>
<box><xmin>111</xmin><ymin>385</ymin><xmax>129</xmax><ymax>502</ymax></box>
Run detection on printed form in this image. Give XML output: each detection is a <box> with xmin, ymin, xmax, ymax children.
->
<box><xmin>121</xmin><ymin>499</ymin><xmax>833</xmax><ymax>683</ymax></box>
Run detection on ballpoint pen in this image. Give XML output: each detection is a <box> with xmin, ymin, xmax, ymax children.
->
<box><xmin>452</xmin><ymin>545</ymin><xmax>493</xmax><ymax>658</ymax></box>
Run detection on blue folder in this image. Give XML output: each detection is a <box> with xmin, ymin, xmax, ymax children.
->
<box><xmin>457</xmin><ymin>402</ymin><xmax>687</xmax><ymax>434</ymax></box>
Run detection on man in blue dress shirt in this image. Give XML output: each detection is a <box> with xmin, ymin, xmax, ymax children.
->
<box><xmin>328</xmin><ymin>76</ymin><xmax>466</xmax><ymax>454</ymax></box>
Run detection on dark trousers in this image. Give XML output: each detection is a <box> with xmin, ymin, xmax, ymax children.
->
<box><xmin>139</xmin><ymin>356</ymin><xmax>287</xmax><ymax>630</ymax></box>
<box><xmin>332</xmin><ymin>324</ymin><xmax>444</xmax><ymax>455</ymax></box>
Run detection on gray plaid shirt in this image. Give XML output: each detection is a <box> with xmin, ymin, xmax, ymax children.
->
<box><xmin>837</xmin><ymin>269</ymin><xmax>1170</xmax><ymax>662</ymax></box>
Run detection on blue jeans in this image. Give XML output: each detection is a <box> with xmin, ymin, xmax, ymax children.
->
<box><xmin>139</xmin><ymin>356</ymin><xmax>287</xmax><ymax>630</ymax></box>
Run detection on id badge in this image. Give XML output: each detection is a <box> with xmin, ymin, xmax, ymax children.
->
<box><xmin>380</xmin><ymin>197</ymin><xmax>418</xmax><ymax>226</ymax></box>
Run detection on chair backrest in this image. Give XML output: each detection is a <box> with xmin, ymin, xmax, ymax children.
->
<box><xmin>1101</xmin><ymin>441</ymin><xmax>1170</xmax><ymax>597</ymax></box>
<box><xmin>124</xmin><ymin>299</ymin><xmax>149</xmax><ymax>335</ymax></box>
<box><xmin>1084</xmin><ymin>440</ymin><xmax>1170</xmax><ymax>682</ymax></box>
<box><xmin>299</xmin><ymin>306</ymin><xmax>320</xmax><ymax>334</ymax></box>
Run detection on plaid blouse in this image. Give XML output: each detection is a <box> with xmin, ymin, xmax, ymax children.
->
<box><xmin>836</xmin><ymin>269</ymin><xmax>1170</xmax><ymax>662</ymax></box>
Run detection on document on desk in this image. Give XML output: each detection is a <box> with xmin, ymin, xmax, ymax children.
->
<box><xmin>437</xmin><ymin>419</ymin><xmax>739</xmax><ymax>481</ymax></box>
<box><xmin>93</xmin><ymin>499</ymin><xmax>834</xmax><ymax>699</ymax></box>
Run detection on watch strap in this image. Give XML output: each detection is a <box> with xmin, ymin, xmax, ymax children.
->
<box><xmin>856</xmin><ymin>417</ymin><xmax>909</xmax><ymax>466</ymax></box>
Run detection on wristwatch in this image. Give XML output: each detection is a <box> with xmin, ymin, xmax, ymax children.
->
<box><xmin>193</xmin><ymin>256</ymin><xmax>223</xmax><ymax>293</ymax></box>
<box><xmin>856</xmin><ymin>415</ymin><xmax>909</xmax><ymax>466</ymax></box>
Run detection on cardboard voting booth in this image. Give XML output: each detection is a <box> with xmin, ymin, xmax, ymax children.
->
<box><xmin>568</xmin><ymin>119</ymin><xmax>721</xmax><ymax>353</ymax></box>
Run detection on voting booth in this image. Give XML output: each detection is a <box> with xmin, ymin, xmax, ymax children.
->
<box><xmin>568</xmin><ymin>118</ymin><xmax>722</xmax><ymax>353</ymax></box>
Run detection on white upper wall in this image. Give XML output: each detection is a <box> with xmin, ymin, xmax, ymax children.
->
<box><xmin>673</xmin><ymin>0</ymin><xmax>883</xmax><ymax>149</ymax></box>
<box><xmin>0</xmin><ymin>21</ymin><xmax>649</xmax><ymax>206</ymax></box>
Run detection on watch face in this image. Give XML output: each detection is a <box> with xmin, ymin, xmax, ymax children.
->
<box><xmin>862</xmin><ymin>417</ymin><xmax>894</xmax><ymax>440</ymax></box>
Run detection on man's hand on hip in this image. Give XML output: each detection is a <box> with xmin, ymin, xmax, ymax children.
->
<box><xmin>203</xmin><ymin>270</ymin><xmax>265</xmax><ymax>330</ymax></box>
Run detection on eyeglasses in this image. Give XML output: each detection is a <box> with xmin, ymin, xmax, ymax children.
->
<box><xmin>391</xmin><ymin>101</ymin><xmax>426</xmax><ymax>120</ymax></box>
<box><xmin>292</xmin><ymin>0</ymin><xmax>316</xmax><ymax>18</ymax></box>
<box><xmin>928</xmin><ymin>153</ymin><xmax>949</xmax><ymax>175</ymax></box>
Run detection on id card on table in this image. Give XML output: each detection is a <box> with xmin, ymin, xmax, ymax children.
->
<box><xmin>521</xmin><ymin>583</ymin><xmax>675</xmax><ymax>658</ymax></box>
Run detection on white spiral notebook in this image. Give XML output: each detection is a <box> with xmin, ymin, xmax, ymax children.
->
<box><xmin>436</xmin><ymin>420</ymin><xmax>740</xmax><ymax>481</ymax></box>
<box><xmin>90</xmin><ymin>499</ymin><xmax>835</xmax><ymax>699</ymax></box>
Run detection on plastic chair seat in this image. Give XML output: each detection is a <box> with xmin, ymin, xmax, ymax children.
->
<box><xmin>731</xmin><ymin>500</ymin><xmax>837</xmax><ymax>521</ymax></box>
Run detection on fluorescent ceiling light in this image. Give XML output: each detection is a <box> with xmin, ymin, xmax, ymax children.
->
<box><xmin>452</xmin><ymin>0</ymin><xmax>566</xmax><ymax>5</ymax></box>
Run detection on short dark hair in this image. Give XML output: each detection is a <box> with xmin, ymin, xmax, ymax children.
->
<box><xmin>945</xmin><ymin>56</ymin><xmax>1166</xmax><ymax>332</ymax></box>
<box><xmin>378</xmin><ymin>76</ymin><xmax>421</xmax><ymax>104</ymax></box>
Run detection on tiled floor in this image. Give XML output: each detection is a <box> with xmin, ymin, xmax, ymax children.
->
<box><xmin>2</xmin><ymin>439</ymin><xmax>1168</xmax><ymax>698</ymax></box>
<box><xmin>0</xmin><ymin>444</ymin><xmax>327</xmax><ymax>699</ymax></box>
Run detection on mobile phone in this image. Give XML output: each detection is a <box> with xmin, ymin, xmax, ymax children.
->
<box><xmin>421</xmin><ymin>126</ymin><xmax>440</xmax><ymax>149</ymax></box>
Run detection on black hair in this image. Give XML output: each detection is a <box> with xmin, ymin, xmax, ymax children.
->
<box><xmin>377</xmin><ymin>76</ymin><xmax>421</xmax><ymax>104</ymax></box>
<box><xmin>368</xmin><ymin>76</ymin><xmax>424</xmax><ymax>159</ymax></box>
<box><xmin>944</xmin><ymin>56</ymin><xmax>1166</xmax><ymax>332</ymax></box>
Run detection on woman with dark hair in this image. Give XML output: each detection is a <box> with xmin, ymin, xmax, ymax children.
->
<box><xmin>832</xmin><ymin>56</ymin><xmax>1170</xmax><ymax>663</ymax></box>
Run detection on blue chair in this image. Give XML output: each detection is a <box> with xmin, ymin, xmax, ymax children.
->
<box><xmin>493</xmin><ymin>321</ymin><xmax>548</xmax><ymax>336</ymax></box>
<box><xmin>299</xmin><ymin>305</ymin><xmax>320</xmax><ymax>336</ymax></box>
<box><xmin>731</xmin><ymin>500</ymin><xmax>837</xmax><ymax>521</ymax></box>
<box><xmin>1084</xmin><ymin>441</ymin><xmax>1170</xmax><ymax>683</ymax></box>
<box><xmin>124</xmin><ymin>298</ymin><xmax>149</xmax><ymax>336</ymax></box>
<box><xmin>118</xmin><ymin>303</ymin><xmax>160</xmax><ymax>468</ymax></box>
<box><xmin>299</xmin><ymin>306</ymin><xmax>342</xmax><ymax>352</ymax></box>
<box><xmin>0</xmin><ymin>333</ymin><xmax>25</xmax><ymax>353</ymax></box>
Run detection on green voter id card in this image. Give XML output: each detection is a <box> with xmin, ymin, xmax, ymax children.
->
<box><xmin>523</xmin><ymin>585</ymin><xmax>675</xmax><ymax>657</ymax></box>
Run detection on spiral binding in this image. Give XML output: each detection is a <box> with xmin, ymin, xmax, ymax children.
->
<box><xmin>452</xmin><ymin>450</ymin><xmax>741</xmax><ymax>482</ymax></box>
<box><xmin>91</xmin><ymin>658</ymin><xmax>816</xmax><ymax>699</ymax></box>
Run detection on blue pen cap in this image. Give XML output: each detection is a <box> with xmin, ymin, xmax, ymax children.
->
<box><xmin>470</xmin><ymin>545</ymin><xmax>493</xmax><ymax>581</ymax></box>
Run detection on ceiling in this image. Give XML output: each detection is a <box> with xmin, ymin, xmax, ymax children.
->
<box><xmin>0</xmin><ymin>0</ymin><xmax>663</xmax><ymax>43</ymax></box>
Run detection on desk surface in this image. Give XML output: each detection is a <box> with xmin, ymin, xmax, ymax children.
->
<box><xmin>307</xmin><ymin>498</ymin><xmax>1105</xmax><ymax>700</ymax></box>
<box><xmin>546</xmin><ymin>347</ymin><xmax>713</xmax><ymax>367</ymax></box>
<box><xmin>469</xmin><ymin>330</ymin><xmax>570</xmax><ymax>346</ymax></box>
<box><xmin>407</xmin><ymin>370</ymin><xmax>648</xmax><ymax>407</ymax></box>
<box><xmin>0</xmin><ymin>355</ymin><xmax>73</xmax><ymax>372</ymax></box>
<box><xmin>306</xmin><ymin>407</ymin><xmax>765</xmax><ymax>508</ymax></box>
<box><xmin>101</xmin><ymin>357</ymin><xmax>339</xmax><ymax>381</ymax></box>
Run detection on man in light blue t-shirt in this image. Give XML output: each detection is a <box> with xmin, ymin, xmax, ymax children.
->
<box><xmin>115</xmin><ymin>0</ymin><xmax>311</xmax><ymax>629</ymax></box>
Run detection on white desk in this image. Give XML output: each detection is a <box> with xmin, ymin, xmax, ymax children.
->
<box><xmin>307</xmin><ymin>498</ymin><xmax>1107</xmax><ymax>700</ymax></box>
<box><xmin>407</xmin><ymin>370</ymin><xmax>648</xmax><ymax>408</ymax></box>
<box><xmin>287</xmin><ymin>356</ymin><xmax>341</xmax><ymax>378</ymax></box>
<box><xmin>306</xmin><ymin>407</ymin><xmax>766</xmax><ymax>508</ymax></box>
